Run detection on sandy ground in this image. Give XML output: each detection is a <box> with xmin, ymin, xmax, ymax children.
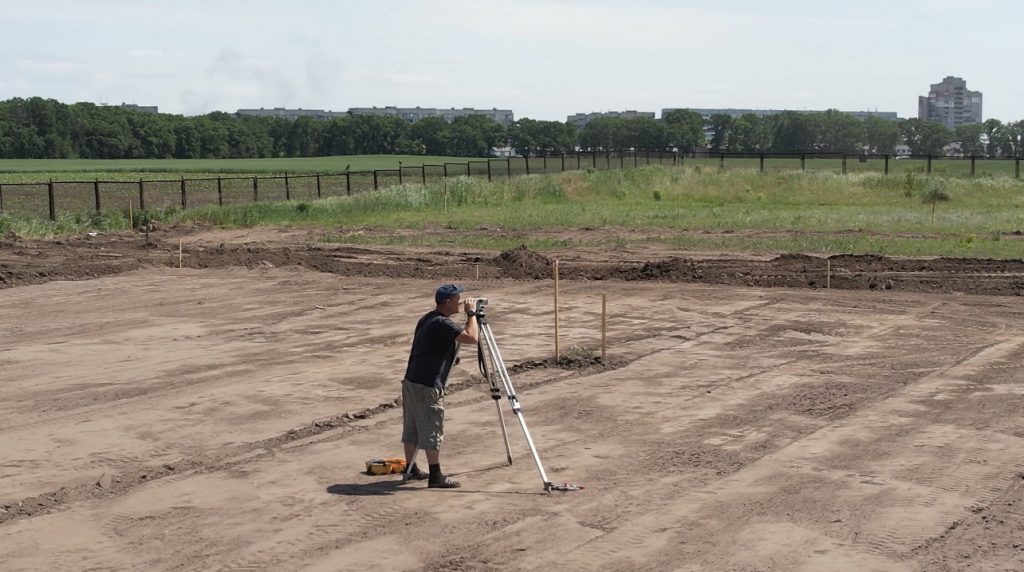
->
<box><xmin>2</xmin><ymin>250</ymin><xmax>1024</xmax><ymax>570</ymax></box>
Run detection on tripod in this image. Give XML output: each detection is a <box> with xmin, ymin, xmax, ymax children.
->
<box><xmin>474</xmin><ymin>299</ymin><xmax>581</xmax><ymax>493</ymax></box>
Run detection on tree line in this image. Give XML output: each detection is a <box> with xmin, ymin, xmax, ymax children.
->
<box><xmin>1</xmin><ymin>97</ymin><xmax>1022</xmax><ymax>160</ymax></box>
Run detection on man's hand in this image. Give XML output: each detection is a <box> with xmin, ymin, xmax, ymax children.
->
<box><xmin>462</xmin><ymin>298</ymin><xmax>474</xmax><ymax>315</ymax></box>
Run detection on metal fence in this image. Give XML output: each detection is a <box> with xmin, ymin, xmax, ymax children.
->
<box><xmin>0</xmin><ymin>150</ymin><xmax>1020</xmax><ymax>220</ymax></box>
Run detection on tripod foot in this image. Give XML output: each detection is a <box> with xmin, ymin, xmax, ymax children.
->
<box><xmin>546</xmin><ymin>482</ymin><xmax>584</xmax><ymax>492</ymax></box>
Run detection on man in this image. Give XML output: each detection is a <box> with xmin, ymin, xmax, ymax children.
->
<box><xmin>401</xmin><ymin>283</ymin><xmax>479</xmax><ymax>488</ymax></box>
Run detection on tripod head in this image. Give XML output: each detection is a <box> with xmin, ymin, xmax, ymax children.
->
<box><xmin>474</xmin><ymin>298</ymin><xmax>489</xmax><ymax>316</ymax></box>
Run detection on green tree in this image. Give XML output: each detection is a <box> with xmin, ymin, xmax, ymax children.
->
<box><xmin>661</xmin><ymin>109</ymin><xmax>705</xmax><ymax>152</ymax></box>
<box><xmin>863</xmin><ymin>115</ymin><xmax>902</xmax><ymax>154</ymax></box>
<box><xmin>578</xmin><ymin>117</ymin><xmax>629</xmax><ymax>151</ymax></box>
<box><xmin>901</xmin><ymin>119</ymin><xmax>953</xmax><ymax>156</ymax></box>
<box><xmin>771</xmin><ymin>111</ymin><xmax>818</xmax><ymax>153</ymax></box>
<box><xmin>727</xmin><ymin>114</ymin><xmax>771</xmax><ymax>153</ymax></box>
<box><xmin>409</xmin><ymin>116</ymin><xmax>451</xmax><ymax>155</ymax></box>
<box><xmin>817</xmin><ymin>110</ymin><xmax>864</xmax><ymax>153</ymax></box>
<box><xmin>320</xmin><ymin>117</ymin><xmax>355</xmax><ymax>156</ymax></box>
<box><xmin>627</xmin><ymin>117</ymin><xmax>671</xmax><ymax>150</ymax></box>
<box><xmin>508</xmin><ymin>118</ymin><xmax>575</xmax><ymax>156</ymax></box>
<box><xmin>447</xmin><ymin>115</ymin><xmax>505</xmax><ymax>157</ymax></box>
<box><xmin>982</xmin><ymin>119</ymin><xmax>1005</xmax><ymax>157</ymax></box>
<box><xmin>706</xmin><ymin>113</ymin><xmax>733</xmax><ymax>151</ymax></box>
<box><xmin>1000</xmin><ymin>120</ymin><xmax>1024</xmax><ymax>157</ymax></box>
<box><xmin>954</xmin><ymin>123</ymin><xmax>986</xmax><ymax>157</ymax></box>
<box><xmin>285</xmin><ymin>116</ymin><xmax>321</xmax><ymax>157</ymax></box>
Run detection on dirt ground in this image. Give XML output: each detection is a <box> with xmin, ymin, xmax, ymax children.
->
<box><xmin>2</xmin><ymin>227</ymin><xmax>1024</xmax><ymax>571</ymax></box>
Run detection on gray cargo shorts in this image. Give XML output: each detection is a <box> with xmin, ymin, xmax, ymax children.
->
<box><xmin>401</xmin><ymin>379</ymin><xmax>445</xmax><ymax>451</ymax></box>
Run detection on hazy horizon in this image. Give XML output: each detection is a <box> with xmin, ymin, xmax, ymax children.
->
<box><xmin>2</xmin><ymin>0</ymin><xmax>1021</xmax><ymax>121</ymax></box>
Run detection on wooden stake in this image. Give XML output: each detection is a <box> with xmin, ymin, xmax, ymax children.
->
<box><xmin>826</xmin><ymin>259</ymin><xmax>831</xmax><ymax>290</ymax></box>
<box><xmin>601</xmin><ymin>292</ymin><xmax>607</xmax><ymax>361</ymax></box>
<box><xmin>554</xmin><ymin>260</ymin><xmax>560</xmax><ymax>361</ymax></box>
<box><xmin>179</xmin><ymin>239</ymin><xmax>183</xmax><ymax>269</ymax></box>
<box><xmin>475</xmin><ymin>264</ymin><xmax>480</xmax><ymax>280</ymax></box>
<box><xmin>128</xmin><ymin>200</ymin><xmax>133</xmax><ymax>233</ymax></box>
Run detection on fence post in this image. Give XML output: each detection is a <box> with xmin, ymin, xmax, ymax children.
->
<box><xmin>373</xmin><ymin>170</ymin><xmax>379</xmax><ymax>190</ymax></box>
<box><xmin>646</xmin><ymin>150</ymin><xmax>651</xmax><ymax>165</ymax></box>
<box><xmin>525</xmin><ymin>156</ymin><xmax>531</xmax><ymax>175</ymax></box>
<box><xmin>346</xmin><ymin>172</ymin><xmax>351</xmax><ymax>196</ymax></box>
<box><xmin>398</xmin><ymin>166</ymin><xmax>403</xmax><ymax>186</ymax></box>
<box><xmin>801</xmin><ymin>153</ymin><xmax>806</xmax><ymax>171</ymax></box>
<box><xmin>284</xmin><ymin>173</ymin><xmax>290</xmax><ymax>200</ymax></box>
<box><xmin>253</xmin><ymin>176</ymin><xmax>259</xmax><ymax>201</ymax></box>
<box><xmin>138</xmin><ymin>179</ymin><xmax>146</xmax><ymax>210</ymax></box>
<box><xmin>487</xmin><ymin>160</ymin><xmax>493</xmax><ymax>181</ymax></box>
<box><xmin>217</xmin><ymin>177</ymin><xmax>224</xmax><ymax>206</ymax></box>
<box><xmin>884</xmin><ymin>154</ymin><xmax>889</xmax><ymax>175</ymax></box>
<box><xmin>842</xmin><ymin>155</ymin><xmax>847</xmax><ymax>175</ymax></box>
<box><xmin>180</xmin><ymin>177</ymin><xmax>187</xmax><ymax>209</ymax></box>
<box><xmin>970</xmin><ymin>155</ymin><xmax>976</xmax><ymax>176</ymax></box>
<box><xmin>543</xmin><ymin>155</ymin><xmax>548</xmax><ymax>172</ymax></box>
<box><xmin>94</xmin><ymin>179</ymin><xmax>101</xmax><ymax>212</ymax></box>
<box><xmin>1016</xmin><ymin>157</ymin><xmax>1021</xmax><ymax>179</ymax></box>
<box><xmin>316</xmin><ymin>174</ymin><xmax>322</xmax><ymax>198</ymax></box>
<box><xmin>443</xmin><ymin>163</ymin><xmax>449</xmax><ymax>178</ymax></box>
<box><xmin>634</xmin><ymin>150</ymin><xmax>638</xmax><ymax>168</ymax></box>
<box><xmin>421</xmin><ymin>165</ymin><xmax>426</xmax><ymax>186</ymax></box>
<box><xmin>506</xmin><ymin>158</ymin><xmax>511</xmax><ymax>179</ymax></box>
<box><xmin>561</xmin><ymin>153</ymin><xmax>565</xmax><ymax>172</ymax></box>
<box><xmin>0</xmin><ymin>184</ymin><xmax>4</xmax><ymax>213</ymax></box>
<box><xmin>927</xmin><ymin>155</ymin><xmax>932</xmax><ymax>175</ymax></box>
<box><xmin>719</xmin><ymin>153</ymin><xmax>725</xmax><ymax>170</ymax></box>
<box><xmin>48</xmin><ymin>179</ymin><xmax>56</xmax><ymax>220</ymax></box>
<box><xmin>466</xmin><ymin>162</ymin><xmax>470</xmax><ymax>177</ymax></box>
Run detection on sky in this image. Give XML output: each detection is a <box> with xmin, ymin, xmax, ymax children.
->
<box><xmin>2</xmin><ymin>0</ymin><xmax>1021</xmax><ymax>122</ymax></box>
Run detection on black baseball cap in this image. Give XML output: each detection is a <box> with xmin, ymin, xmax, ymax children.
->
<box><xmin>435</xmin><ymin>284</ymin><xmax>467</xmax><ymax>304</ymax></box>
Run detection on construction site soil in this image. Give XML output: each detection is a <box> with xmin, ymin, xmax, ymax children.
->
<box><xmin>2</xmin><ymin>226</ymin><xmax>1023</xmax><ymax>296</ymax></box>
<box><xmin>2</xmin><ymin>225</ymin><xmax>1023</xmax><ymax>571</ymax></box>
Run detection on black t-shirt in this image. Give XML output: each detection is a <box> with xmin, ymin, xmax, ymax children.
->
<box><xmin>403</xmin><ymin>311</ymin><xmax>464</xmax><ymax>389</ymax></box>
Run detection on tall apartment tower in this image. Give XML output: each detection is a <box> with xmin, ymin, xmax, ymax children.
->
<box><xmin>918</xmin><ymin>76</ymin><xmax>982</xmax><ymax>130</ymax></box>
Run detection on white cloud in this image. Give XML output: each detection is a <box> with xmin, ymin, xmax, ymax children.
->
<box><xmin>15</xmin><ymin>60</ymin><xmax>74</xmax><ymax>73</ymax></box>
<box><xmin>1</xmin><ymin>0</ymin><xmax>1021</xmax><ymax>120</ymax></box>
<box><xmin>126</xmin><ymin>49</ymin><xmax>165</xmax><ymax>59</ymax></box>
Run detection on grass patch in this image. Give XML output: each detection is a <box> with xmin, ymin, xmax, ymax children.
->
<box><xmin>0</xmin><ymin>155</ymin><xmax>478</xmax><ymax>177</ymax></box>
<box><xmin>4</xmin><ymin>166</ymin><xmax>1023</xmax><ymax>257</ymax></box>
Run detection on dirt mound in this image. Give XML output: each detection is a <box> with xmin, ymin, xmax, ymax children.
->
<box><xmin>493</xmin><ymin>245</ymin><xmax>552</xmax><ymax>279</ymax></box>
<box><xmin>774</xmin><ymin>253</ymin><xmax>824</xmax><ymax>263</ymax></box>
<box><xmin>629</xmin><ymin>257</ymin><xmax>703</xmax><ymax>280</ymax></box>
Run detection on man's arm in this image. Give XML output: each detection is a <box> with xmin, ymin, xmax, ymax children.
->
<box><xmin>454</xmin><ymin>298</ymin><xmax>479</xmax><ymax>344</ymax></box>
<box><xmin>455</xmin><ymin>313</ymin><xmax>479</xmax><ymax>344</ymax></box>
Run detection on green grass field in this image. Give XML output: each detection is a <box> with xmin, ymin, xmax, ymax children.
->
<box><xmin>0</xmin><ymin>155</ymin><xmax>477</xmax><ymax>177</ymax></box>
<box><xmin>1</xmin><ymin>155</ymin><xmax>1017</xmax><ymax>184</ymax></box>
<box><xmin>4</xmin><ymin>165</ymin><xmax>1022</xmax><ymax>259</ymax></box>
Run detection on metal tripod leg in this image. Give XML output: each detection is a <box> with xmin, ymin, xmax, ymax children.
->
<box><xmin>478</xmin><ymin>318</ymin><xmax>553</xmax><ymax>491</ymax></box>
<box><xmin>478</xmin><ymin>337</ymin><xmax>514</xmax><ymax>465</ymax></box>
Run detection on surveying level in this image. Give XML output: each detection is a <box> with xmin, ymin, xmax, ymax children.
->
<box><xmin>473</xmin><ymin>298</ymin><xmax>582</xmax><ymax>493</ymax></box>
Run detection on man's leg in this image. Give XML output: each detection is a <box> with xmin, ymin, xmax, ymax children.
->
<box><xmin>400</xmin><ymin>380</ymin><xmax>428</xmax><ymax>480</ymax></box>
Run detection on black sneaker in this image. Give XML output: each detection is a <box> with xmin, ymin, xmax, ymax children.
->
<box><xmin>428</xmin><ymin>475</ymin><xmax>461</xmax><ymax>489</ymax></box>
